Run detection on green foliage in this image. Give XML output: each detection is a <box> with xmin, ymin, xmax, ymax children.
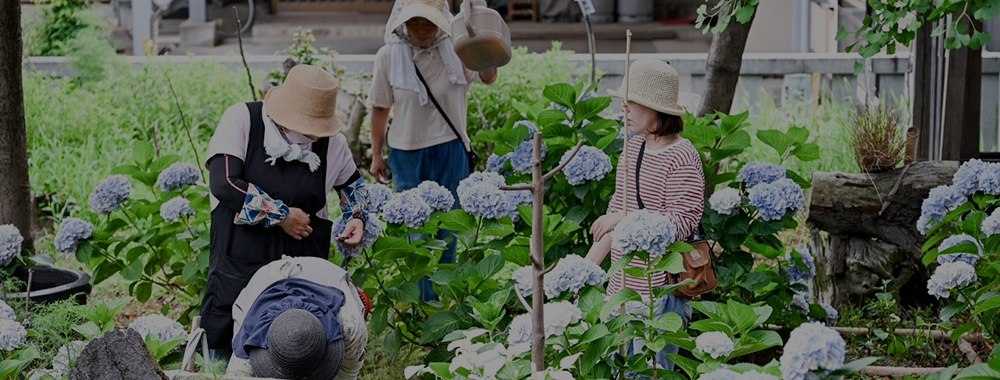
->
<box><xmin>26</xmin><ymin>0</ymin><xmax>103</xmax><ymax>57</ymax></box>
<box><xmin>839</xmin><ymin>0</ymin><xmax>998</xmax><ymax>60</ymax></box>
<box><xmin>666</xmin><ymin>299</ymin><xmax>781</xmax><ymax>378</ymax></box>
<box><xmin>695</xmin><ymin>0</ymin><xmax>760</xmax><ymax>34</ymax></box>
<box><xmin>70</xmin><ymin>142</ymin><xmax>210</xmax><ymax>322</ymax></box>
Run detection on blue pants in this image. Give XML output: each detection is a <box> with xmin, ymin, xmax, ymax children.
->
<box><xmin>388</xmin><ymin>139</ymin><xmax>470</xmax><ymax>301</ymax></box>
<box><xmin>626</xmin><ymin>294</ymin><xmax>691</xmax><ymax>376</ymax></box>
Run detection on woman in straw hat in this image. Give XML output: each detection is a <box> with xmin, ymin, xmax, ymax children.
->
<box><xmin>202</xmin><ymin>64</ymin><xmax>377</xmax><ymax>361</ymax></box>
<box><xmin>369</xmin><ymin>0</ymin><xmax>498</xmax><ymax>300</ymax></box>
<box><xmin>585</xmin><ymin>59</ymin><xmax>705</xmax><ymax>372</ymax></box>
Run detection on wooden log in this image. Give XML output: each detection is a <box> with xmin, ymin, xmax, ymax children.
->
<box><xmin>807</xmin><ymin>161</ymin><xmax>959</xmax><ymax>306</ymax></box>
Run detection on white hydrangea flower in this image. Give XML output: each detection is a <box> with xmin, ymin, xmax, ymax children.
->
<box><xmin>709</xmin><ymin>187</ymin><xmax>742</xmax><ymax>215</ymax></box>
<box><xmin>927</xmin><ymin>262</ymin><xmax>978</xmax><ymax>299</ymax></box>
<box><xmin>129</xmin><ymin>314</ymin><xmax>186</xmax><ymax>343</ymax></box>
<box><xmin>695</xmin><ymin>331</ymin><xmax>735</xmax><ymax>359</ymax></box>
<box><xmin>0</xmin><ymin>300</ymin><xmax>15</xmax><ymax>321</ymax></box>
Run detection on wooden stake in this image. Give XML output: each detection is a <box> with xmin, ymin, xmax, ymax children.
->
<box><xmin>617</xmin><ymin>29</ymin><xmax>633</xmax><ymax>380</ymax></box>
<box><xmin>234</xmin><ymin>6</ymin><xmax>257</xmax><ymax>101</ymax></box>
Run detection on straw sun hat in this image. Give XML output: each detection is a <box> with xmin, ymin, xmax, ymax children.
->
<box><xmin>608</xmin><ymin>59</ymin><xmax>686</xmax><ymax>117</ymax></box>
<box><xmin>387</xmin><ymin>0</ymin><xmax>453</xmax><ymax>35</ymax></box>
<box><xmin>264</xmin><ymin>64</ymin><xmax>344</xmax><ymax>138</ymax></box>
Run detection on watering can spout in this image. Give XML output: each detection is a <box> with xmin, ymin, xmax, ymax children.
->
<box><xmin>451</xmin><ymin>0</ymin><xmax>512</xmax><ymax>72</ymax></box>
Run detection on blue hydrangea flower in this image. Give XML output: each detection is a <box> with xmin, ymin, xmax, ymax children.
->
<box><xmin>0</xmin><ymin>320</ymin><xmax>26</xmax><ymax>351</ymax></box>
<box><xmin>819</xmin><ymin>303</ymin><xmax>839</xmax><ymax>326</ymax></box>
<box><xmin>515</xmin><ymin>255</ymin><xmax>606</xmax><ymax>298</ymax></box>
<box><xmin>709</xmin><ymin>187</ymin><xmax>742</xmax><ymax>215</ymax></box>
<box><xmin>513</xmin><ymin>120</ymin><xmax>538</xmax><ymax>140</ymax></box>
<box><xmin>486</xmin><ymin>153</ymin><xmax>511</xmax><ymax>174</ymax></box>
<box><xmin>952</xmin><ymin>159</ymin><xmax>986</xmax><ymax>195</ymax></box>
<box><xmin>739</xmin><ymin>371</ymin><xmax>781</xmax><ymax>380</ymax></box>
<box><xmin>89</xmin><ymin>175</ymin><xmax>132</xmax><ymax>214</ymax></box>
<box><xmin>560</xmin><ymin>146</ymin><xmax>613</xmax><ymax>186</ymax></box>
<box><xmin>382</xmin><ymin>191</ymin><xmax>433</xmax><ymax>228</ymax></box>
<box><xmin>610</xmin><ymin>210</ymin><xmax>677</xmax><ymax>257</ymax></box>
<box><xmin>160</xmin><ymin>197</ymin><xmax>195</xmax><ymax>223</ymax></box>
<box><xmin>0</xmin><ymin>225</ymin><xmax>23</xmax><ymax>267</ymax></box>
<box><xmin>977</xmin><ymin>162</ymin><xmax>1000</xmax><ymax>195</ymax></box>
<box><xmin>416</xmin><ymin>181</ymin><xmax>455</xmax><ymax>212</ymax></box>
<box><xmin>748</xmin><ymin>179</ymin><xmax>804</xmax><ymax>221</ymax></box>
<box><xmin>738</xmin><ymin>162</ymin><xmax>786</xmax><ymax>188</ymax></box>
<box><xmin>785</xmin><ymin>247</ymin><xmax>816</xmax><ymax>284</ymax></box>
<box><xmin>927</xmin><ymin>262</ymin><xmax>977</xmax><ymax>299</ymax></box>
<box><xmin>55</xmin><ymin>218</ymin><xmax>94</xmax><ymax>255</ymax></box>
<box><xmin>458</xmin><ymin>180</ymin><xmax>516</xmax><ymax>220</ymax></box>
<box><xmin>938</xmin><ymin>234</ymin><xmax>982</xmax><ymax>257</ymax></box>
<box><xmin>367</xmin><ymin>183</ymin><xmax>393</xmax><ymax>213</ymax></box>
<box><xmin>332</xmin><ymin>213</ymin><xmax>382</xmax><ymax>258</ymax></box>
<box><xmin>937</xmin><ymin>253</ymin><xmax>980</xmax><ymax>266</ymax></box>
<box><xmin>511</xmin><ymin>139</ymin><xmax>547</xmax><ymax>174</ymax></box>
<box><xmin>700</xmin><ymin>369</ymin><xmax>740</xmax><ymax>380</ymax></box>
<box><xmin>129</xmin><ymin>314</ymin><xmax>186</xmax><ymax>343</ymax></box>
<box><xmin>157</xmin><ymin>163</ymin><xmax>201</xmax><ymax>192</ymax></box>
<box><xmin>0</xmin><ymin>300</ymin><xmax>15</xmax><ymax>321</ymax></box>
<box><xmin>696</xmin><ymin>331</ymin><xmax>735</xmax><ymax>359</ymax></box>
<box><xmin>917</xmin><ymin>185</ymin><xmax>968</xmax><ymax>235</ymax></box>
<box><xmin>983</xmin><ymin>209</ymin><xmax>1000</xmax><ymax>237</ymax></box>
<box><xmin>505</xmin><ymin>188</ymin><xmax>532</xmax><ymax>221</ymax></box>
<box><xmin>779</xmin><ymin>322</ymin><xmax>847</xmax><ymax>380</ymax></box>
<box><xmin>789</xmin><ymin>292</ymin><xmax>811</xmax><ymax>315</ymax></box>
<box><xmin>52</xmin><ymin>341</ymin><xmax>87</xmax><ymax>375</ymax></box>
<box><xmin>461</xmin><ymin>171</ymin><xmax>507</xmax><ymax>188</ymax></box>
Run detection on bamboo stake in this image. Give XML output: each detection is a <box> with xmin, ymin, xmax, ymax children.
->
<box><xmin>234</xmin><ymin>7</ymin><xmax>257</xmax><ymax>101</ymax></box>
<box><xmin>617</xmin><ymin>29</ymin><xmax>633</xmax><ymax>380</ymax></box>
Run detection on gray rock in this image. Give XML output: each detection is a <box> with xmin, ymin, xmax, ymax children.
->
<box><xmin>69</xmin><ymin>329</ymin><xmax>167</xmax><ymax>380</ymax></box>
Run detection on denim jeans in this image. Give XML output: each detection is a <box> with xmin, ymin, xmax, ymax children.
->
<box><xmin>388</xmin><ymin>139</ymin><xmax>470</xmax><ymax>301</ymax></box>
<box><xmin>625</xmin><ymin>294</ymin><xmax>692</xmax><ymax>376</ymax></box>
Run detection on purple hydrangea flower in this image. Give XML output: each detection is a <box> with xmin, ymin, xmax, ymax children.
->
<box><xmin>157</xmin><ymin>163</ymin><xmax>201</xmax><ymax>192</ymax></box>
<box><xmin>511</xmin><ymin>139</ymin><xmax>547</xmax><ymax>174</ymax></box>
<box><xmin>486</xmin><ymin>153</ymin><xmax>512</xmax><ymax>174</ymax></box>
<box><xmin>89</xmin><ymin>175</ymin><xmax>132</xmax><ymax>214</ymax></box>
<box><xmin>513</xmin><ymin>120</ymin><xmax>538</xmax><ymax>140</ymax></box>
<box><xmin>738</xmin><ymin>162</ymin><xmax>786</xmax><ymax>188</ymax></box>
<box><xmin>785</xmin><ymin>247</ymin><xmax>816</xmax><ymax>284</ymax></box>
<box><xmin>55</xmin><ymin>217</ymin><xmax>95</xmax><ymax>255</ymax></box>
<box><xmin>748</xmin><ymin>178</ymin><xmax>804</xmax><ymax>221</ymax></box>
<box><xmin>367</xmin><ymin>183</ymin><xmax>393</xmax><ymax>214</ymax></box>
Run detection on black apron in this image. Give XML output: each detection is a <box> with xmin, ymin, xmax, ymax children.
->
<box><xmin>201</xmin><ymin>102</ymin><xmax>333</xmax><ymax>349</ymax></box>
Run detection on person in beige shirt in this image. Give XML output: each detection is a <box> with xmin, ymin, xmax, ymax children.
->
<box><xmin>368</xmin><ymin>0</ymin><xmax>497</xmax><ymax>301</ymax></box>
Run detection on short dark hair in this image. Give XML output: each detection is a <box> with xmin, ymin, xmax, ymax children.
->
<box><xmin>653</xmin><ymin>112</ymin><xmax>684</xmax><ymax>136</ymax></box>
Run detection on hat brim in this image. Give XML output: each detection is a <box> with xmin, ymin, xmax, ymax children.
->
<box><xmin>388</xmin><ymin>4</ymin><xmax>453</xmax><ymax>36</ymax></box>
<box><xmin>608</xmin><ymin>89</ymin><xmax>687</xmax><ymax>117</ymax></box>
<box><xmin>264</xmin><ymin>86</ymin><xmax>343</xmax><ymax>138</ymax></box>
<box><xmin>250</xmin><ymin>339</ymin><xmax>345</xmax><ymax>380</ymax></box>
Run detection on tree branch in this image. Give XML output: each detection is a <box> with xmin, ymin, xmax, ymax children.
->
<box><xmin>500</xmin><ymin>184</ymin><xmax>533</xmax><ymax>192</ymax></box>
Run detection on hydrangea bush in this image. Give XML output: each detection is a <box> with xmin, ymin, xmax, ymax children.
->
<box><xmin>915</xmin><ymin>159</ymin><xmax>1000</xmax><ymax>342</ymax></box>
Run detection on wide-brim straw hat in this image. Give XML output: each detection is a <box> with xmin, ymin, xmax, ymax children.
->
<box><xmin>248</xmin><ymin>309</ymin><xmax>344</xmax><ymax>380</ymax></box>
<box><xmin>608</xmin><ymin>59</ymin><xmax>686</xmax><ymax>117</ymax></box>
<box><xmin>387</xmin><ymin>0</ymin><xmax>453</xmax><ymax>36</ymax></box>
<box><xmin>264</xmin><ymin>64</ymin><xmax>344</xmax><ymax>138</ymax></box>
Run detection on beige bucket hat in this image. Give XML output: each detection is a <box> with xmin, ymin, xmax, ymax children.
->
<box><xmin>264</xmin><ymin>64</ymin><xmax>343</xmax><ymax>138</ymax></box>
<box><xmin>387</xmin><ymin>0</ymin><xmax>453</xmax><ymax>36</ymax></box>
<box><xmin>608</xmin><ymin>59</ymin><xmax>686</xmax><ymax>117</ymax></box>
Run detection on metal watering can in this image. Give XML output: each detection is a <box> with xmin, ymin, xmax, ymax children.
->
<box><xmin>451</xmin><ymin>0</ymin><xmax>512</xmax><ymax>72</ymax></box>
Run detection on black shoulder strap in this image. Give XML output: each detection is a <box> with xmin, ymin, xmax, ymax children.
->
<box><xmin>635</xmin><ymin>140</ymin><xmax>646</xmax><ymax>210</ymax></box>
<box><xmin>413</xmin><ymin>63</ymin><xmax>472</xmax><ymax>153</ymax></box>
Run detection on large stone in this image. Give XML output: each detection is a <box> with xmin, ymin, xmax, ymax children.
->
<box><xmin>69</xmin><ymin>329</ymin><xmax>167</xmax><ymax>380</ymax></box>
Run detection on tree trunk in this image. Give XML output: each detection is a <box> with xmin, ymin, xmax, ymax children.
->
<box><xmin>806</xmin><ymin>161</ymin><xmax>958</xmax><ymax>306</ymax></box>
<box><xmin>697</xmin><ymin>12</ymin><xmax>757</xmax><ymax>117</ymax></box>
<box><xmin>941</xmin><ymin>20</ymin><xmax>982</xmax><ymax>161</ymax></box>
<box><xmin>0</xmin><ymin>0</ymin><xmax>34</xmax><ymax>252</ymax></box>
<box><xmin>530</xmin><ymin>133</ymin><xmax>545</xmax><ymax>373</ymax></box>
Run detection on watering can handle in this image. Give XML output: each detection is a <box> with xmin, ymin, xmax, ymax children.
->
<box><xmin>463</xmin><ymin>0</ymin><xmax>476</xmax><ymax>37</ymax></box>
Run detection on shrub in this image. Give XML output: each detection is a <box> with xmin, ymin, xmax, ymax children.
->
<box><xmin>847</xmin><ymin>103</ymin><xmax>907</xmax><ymax>173</ymax></box>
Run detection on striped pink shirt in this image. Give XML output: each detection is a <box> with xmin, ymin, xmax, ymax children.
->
<box><xmin>606</xmin><ymin>136</ymin><xmax>705</xmax><ymax>297</ymax></box>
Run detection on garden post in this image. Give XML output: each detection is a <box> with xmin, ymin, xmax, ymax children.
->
<box><xmin>0</xmin><ymin>0</ymin><xmax>34</xmax><ymax>252</ymax></box>
<box><xmin>529</xmin><ymin>132</ymin><xmax>546</xmax><ymax>372</ymax></box>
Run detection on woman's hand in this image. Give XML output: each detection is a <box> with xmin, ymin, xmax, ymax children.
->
<box><xmin>370</xmin><ymin>156</ymin><xmax>389</xmax><ymax>185</ymax></box>
<box><xmin>279</xmin><ymin>207</ymin><xmax>312</xmax><ymax>240</ymax></box>
<box><xmin>337</xmin><ymin>218</ymin><xmax>365</xmax><ymax>250</ymax></box>
<box><xmin>590</xmin><ymin>212</ymin><xmax>624</xmax><ymax>242</ymax></box>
